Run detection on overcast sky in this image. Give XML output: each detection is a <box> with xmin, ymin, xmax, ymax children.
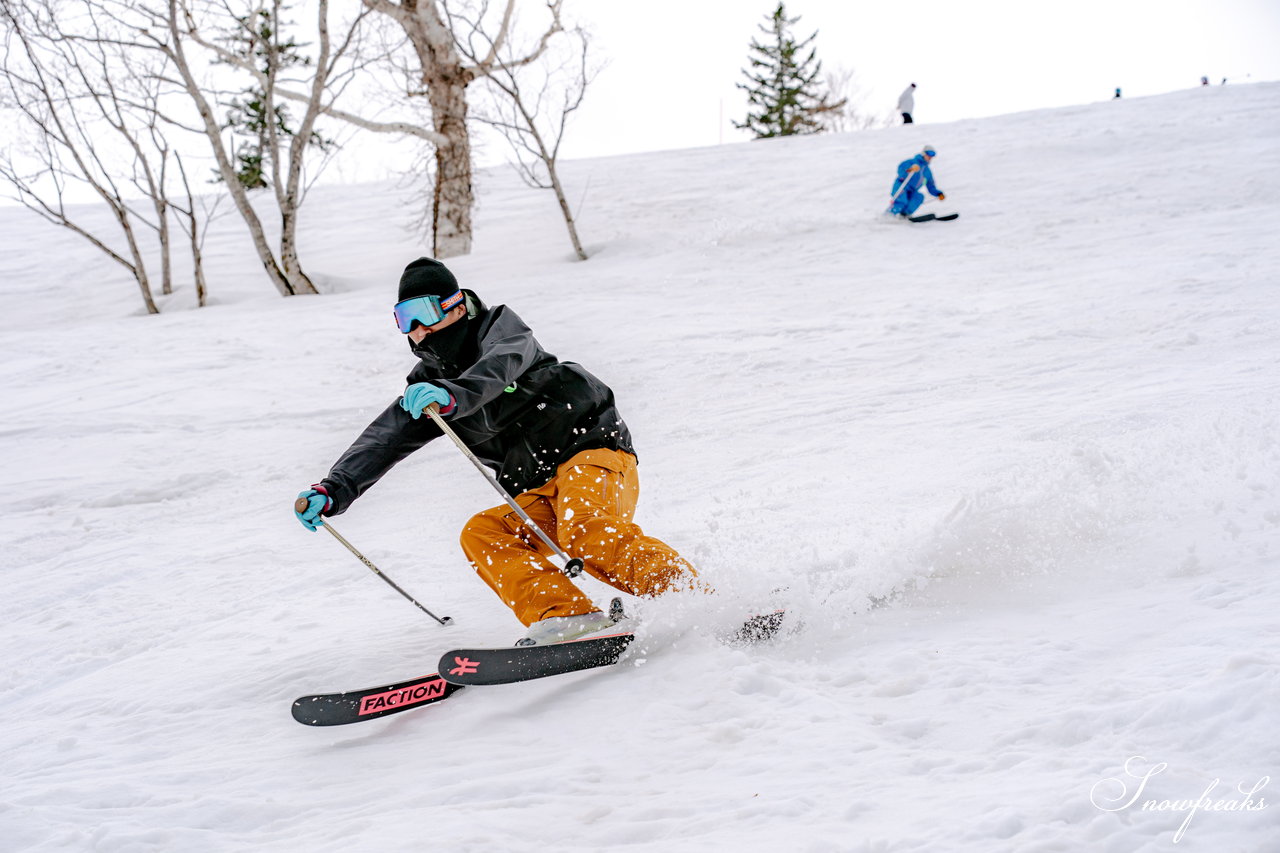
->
<box><xmin>553</xmin><ymin>0</ymin><xmax>1280</xmax><ymax>160</ymax></box>
<box><xmin>5</xmin><ymin>0</ymin><xmax>1277</xmax><ymax>201</ymax></box>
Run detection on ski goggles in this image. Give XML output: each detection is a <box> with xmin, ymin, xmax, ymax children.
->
<box><xmin>392</xmin><ymin>290</ymin><xmax>465</xmax><ymax>333</ymax></box>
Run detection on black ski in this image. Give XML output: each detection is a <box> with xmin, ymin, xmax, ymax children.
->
<box><xmin>439</xmin><ymin>632</ymin><xmax>635</xmax><ymax>686</ymax></box>
<box><xmin>908</xmin><ymin>212</ymin><xmax>959</xmax><ymax>222</ymax></box>
<box><xmin>292</xmin><ymin>609</ymin><xmax>792</xmax><ymax>725</ymax></box>
<box><xmin>292</xmin><ymin>672</ymin><xmax>464</xmax><ymax>726</ymax></box>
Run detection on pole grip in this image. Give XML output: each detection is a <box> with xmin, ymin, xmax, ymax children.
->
<box><xmin>294</xmin><ymin>496</ymin><xmax>310</xmax><ymax>513</ymax></box>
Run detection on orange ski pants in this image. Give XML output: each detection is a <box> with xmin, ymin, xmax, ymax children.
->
<box><xmin>459</xmin><ymin>448</ymin><xmax>697</xmax><ymax>626</ymax></box>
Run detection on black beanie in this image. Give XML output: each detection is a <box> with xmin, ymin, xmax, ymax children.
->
<box><xmin>397</xmin><ymin>257</ymin><xmax>459</xmax><ymax>302</ymax></box>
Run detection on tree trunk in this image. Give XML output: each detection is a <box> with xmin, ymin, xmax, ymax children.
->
<box><xmin>363</xmin><ymin>0</ymin><xmax>566</xmax><ymax>259</ymax></box>
<box><xmin>363</xmin><ymin>0</ymin><xmax>476</xmax><ymax>259</ymax></box>
<box><xmin>279</xmin><ymin>198</ymin><xmax>313</xmax><ymax>291</ymax></box>
<box><xmin>428</xmin><ymin>78</ymin><xmax>472</xmax><ymax>258</ymax></box>
<box><xmin>135</xmin><ymin>270</ymin><xmax>160</xmax><ymax>314</ymax></box>
<box><xmin>156</xmin><ymin>196</ymin><xmax>173</xmax><ymax>295</ymax></box>
<box><xmin>112</xmin><ymin>209</ymin><xmax>160</xmax><ymax>314</ymax></box>
<box><xmin>275</xmin><ymin>0</ymin><xmax>326</xmax><ymax>294</ymax></box>
<box><xmin>174</xmin><ymin>152</ymin><xmax>208</xmax><ymax>307</ymax></box>
<box><xmin>547</xmin><ymin>161</ymin><xmax>586</xmax><ymax>260</ymax></box>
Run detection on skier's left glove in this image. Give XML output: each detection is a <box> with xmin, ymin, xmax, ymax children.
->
<box><xmin>936</xmin><ymin>192</ymin><xmax>946</xmax><ymax>201</ymax></box>
<box><xmin>295</xmin><ymin>486</ymin><xmax>332</xmax><ymax>532</ymax></box>
<box><xmin>401</xmin><ymin>382</ymin><xmax>455</xmax><ymax>419</ymax></box>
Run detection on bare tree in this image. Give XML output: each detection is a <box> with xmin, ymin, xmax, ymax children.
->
<box><xmin>173</xmin><ymin>151</ymin><xmax>220</xmax><ymax>306</ymax></box>
<box><xmin>203</xmin><ymin>0</ymin><xmax>574</xmax><ymax>260</ymax></box>
<box><xmin>1</xmin><ymin>0</ymin><xmax>355</xmax><ymax>306</ymax></box>
<box><xmin>0</xmin><ymin>0</ymin><xmax>211</xmax><ymax>314</ymax></box>
<box><xmin>52</xmin><ymin>0</ymin><xmax>376</xmax><ymax>299</ymax></box>
<box><xmin>159</xmin><ymin>0</ymin><xmax>480</xmax><ymax>294</ymax></box>
<box><xmin>821</xmin><ymin>65</ymin><xmax>894</xmax><ymax>133</ymax></box>
<box><xmin>466</xmin><ymin>21</ymin><xmax>593</xmax><ymax>259</ymax></box>
<box><xmin>152</xmin><ymin>0</ymin><xmax>361</xmax><ymax>296</ymax></box>
<box><xmin>360</xmin><ymin>0</ymin><xmax>567</xmax><ymax>259</ymax></box>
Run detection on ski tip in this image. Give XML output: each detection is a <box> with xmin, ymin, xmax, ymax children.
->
<box><xmin>291</xmin><ymin>673</ymin><xmax>462</xmax><ymax>726</ymax></box>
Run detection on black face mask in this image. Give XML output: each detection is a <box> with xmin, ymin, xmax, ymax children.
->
<box><xmin>409</xmin><ymin>313</ymin><xmax>472</xmax><ymax>372</ymax></box>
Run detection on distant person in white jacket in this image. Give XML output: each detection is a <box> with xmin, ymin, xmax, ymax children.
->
<box><xmin>898</xmin><ymin>83</ymin><xmax>916</xmax><ymax>124</ymax></box>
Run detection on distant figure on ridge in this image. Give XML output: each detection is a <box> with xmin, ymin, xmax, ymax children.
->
<box><xmin>898</xmin><ymin>83</ymin><xmax>916</xmax><ymax>124</ymax></box>
<box><xmin>1201</xmin><ymin>76</ymin><xmax>1210</xmax><ymax>86</ymax></box>
<box><xmin>1114</xmin><ymin>87</ymin><xmax>1122</xmax><ymax>99</ymax></box>
<box><xmin>886</xmin><ymin>145</ymin><xmax>947</xmax><ymax>220</ymax></box>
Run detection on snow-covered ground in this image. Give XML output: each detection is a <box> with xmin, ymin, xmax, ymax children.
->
<box><xmin>2</xmin><ymin>82</ymin><xmax>1278</xmax><ymax>852</ymax></box>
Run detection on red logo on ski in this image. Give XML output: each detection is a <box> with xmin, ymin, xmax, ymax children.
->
<box><xmin>449</xmin><ymin>656</ymin><xmax>480</xmax><ymax>676</ymax></box>
<box><xmin>358</xmin><ymin>678</ymin><xmax>449</xmax><ymax>716</ymax></box>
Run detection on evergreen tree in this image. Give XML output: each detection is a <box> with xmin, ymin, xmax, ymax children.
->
<box><xmin>218</xmin><ymin>5</ymin><xmax>334</xmax><ymax>190</ymax></box>
<box><xmin>735</xmin><ymin>3</ymin><xmax>844</xmax><ymax>139</ymax></box>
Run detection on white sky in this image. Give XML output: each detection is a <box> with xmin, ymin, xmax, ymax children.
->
<box><xmin>4</xmin><ymin>0</ymin><xmax>1277</xmax><ymax>197</ymax></box>
<box><xmin>553</xmin><ymin>0</ymin><xmax>1280</xmax><ymax>160</ymax></box>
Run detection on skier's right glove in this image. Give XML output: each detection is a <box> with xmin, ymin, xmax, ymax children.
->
<box><xmin>295</xmin><ymin>486</ymin><xmax>332</xmax><ymax>531</ymax></box>
<box><xmin>401</xmin><ymin>382</ymin><xmax>455</xmax><ymax>419</ymax></box>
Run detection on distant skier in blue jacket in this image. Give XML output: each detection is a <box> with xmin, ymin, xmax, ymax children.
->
<box><xmin>888</xmin><ymin>145</ymin><xmax>945</xmax><ymax>217</ymax></box>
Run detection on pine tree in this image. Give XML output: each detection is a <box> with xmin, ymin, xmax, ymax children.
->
<box><xmin>218</xmin><ymin>5</ymin><xmax>334</xmax><ymax>190</ymax></box>
<box><xmin>735</xmin><ymin>3</ymin><xmax>845</xmax><ymax>139</ymax></box>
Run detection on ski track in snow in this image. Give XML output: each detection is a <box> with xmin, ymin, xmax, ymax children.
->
<box><xmin>1</xmin><ymin>83</ymin><xmax>1278</xmax><ymax>852</ymax></box>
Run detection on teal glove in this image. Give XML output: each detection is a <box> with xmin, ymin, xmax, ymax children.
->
<box><xmin>295</xmin><ymin>488</ymin><xmax>331</xmax><ymax>531</ymax></box>
<box><xmin>400</xmin><ymin>382</ymin><xmax>454</xmax><ymax>419</ymax></box>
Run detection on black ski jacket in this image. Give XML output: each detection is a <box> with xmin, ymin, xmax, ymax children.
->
<box><xmin>319</xmin><ymin>295</ymin><xmax>634</xmax><ymax>514</ymax></box>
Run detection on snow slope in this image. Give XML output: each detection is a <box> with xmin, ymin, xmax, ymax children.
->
<box><xmin>2</xmin><ymin>83</ymin><xmax>1278</xmax><ymax>852</ymax></box>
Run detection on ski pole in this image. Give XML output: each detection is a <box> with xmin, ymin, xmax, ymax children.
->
<box><xmin>423</xmin><ymin>403</ymin><xmax>584</xmax><ymax>578</ymax></box>
<box><xmin>886</xmin><ymin>166</ymin><xmax>919</xmax><ymax>212</ymax></box>
<box><xmin>295</xmin><ymin>499</ymin><xmax>454</xmax><ymax>626</ymax></box>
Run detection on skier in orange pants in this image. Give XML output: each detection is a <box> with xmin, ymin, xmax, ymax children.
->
<box><xmin>295</xmin><ymin>258</ymin><xmax>697</xmax><ymax>644</ymax></box>
<box><xmin>461</xmin><ymin>448</ymin><xmax>694</xmax><ymax>627</ymax></box>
